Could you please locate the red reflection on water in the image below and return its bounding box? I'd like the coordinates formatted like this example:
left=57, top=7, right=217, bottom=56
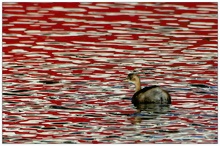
left=3, top=2, right=217, bottom=144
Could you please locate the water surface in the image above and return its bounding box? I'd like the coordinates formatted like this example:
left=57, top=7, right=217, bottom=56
left=2, top=2, right=217, bottom=144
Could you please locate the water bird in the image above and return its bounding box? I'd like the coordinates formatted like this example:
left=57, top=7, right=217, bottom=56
left=125, top=73, right=171, bottom=105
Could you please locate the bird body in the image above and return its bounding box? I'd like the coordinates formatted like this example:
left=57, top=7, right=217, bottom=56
left=125, top=73, right=171, bottom=105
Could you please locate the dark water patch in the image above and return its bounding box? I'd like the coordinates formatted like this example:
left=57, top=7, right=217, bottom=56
left=190, top=123, right=204, bottom=127
left=49, top=105, right=82, bottom=110
left=42, top=90, right=60, bottom=92
left=143, top=135, right=152, bottom=138
left=70, top=67, right=84, bottom=70
left=82, top=138, right=95, bottom=140
left=39, top=80, right=60, bottom=84
left=121, top=97, right=131, bottom=100
left=11, top=65, right=25, bottom=68
left=142, top=67, right=155, bottom=70
left=13, top=73, right=25, bottom=76
left=49, top=105, right=70, bottom=110
left=6, top=116, right=21, bottom=119
left=3, top=93, right=17, bottom=96
left=3, top=137, right=10, bottom=140
left=130, top=27, right=147, bottom=31
left=206, top=98, right=217, bottom=101
left=8, top=119, right=20, bottom=122
left=48, top=96, right=59, bottom=99
left=153, top=111, right=171, bottom=114
left=40, top=140, right=57, bottom=143
left=75, top=55, right=90, bottom=58
left=41, top=127, right=57, bottom=130
left=78, top=122, right=90, bottom=125
left=70, top=124, right=84, bottom=128
left=13, top=138, right=30, bottom=141
left=160, top=26, right=180, bottom=30
left=141, top=116, right=158, bottom=120
left=10, top=90, right=29, bottom=92
left=43, top=117, right=60, bottom=120
left=191, top=84, right=209, bottom=88
left=5, top=101, right=19, bottom=104
left=134, top=133, right=142, bottom=136
left=71, top=132, right=83, bottom=134
left=105, top=135, right=120, bottom=139
left=3, top=92, right=30, bottom=96
left=109, top=112, right=129, bottom=116
left=63, top=141, right=77, bottom=144
left=71, top=81, right=87, bottom=84
left=66, top=87, right=77, bottom=90
left=158, top=130, right=179, bottom=133
left=83, top=114, right=105, bottom=117
left=30, top=126, right=42, bottom=128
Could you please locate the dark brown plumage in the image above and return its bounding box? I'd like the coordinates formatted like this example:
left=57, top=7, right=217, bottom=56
left=125, top=73, right=171, bottom=105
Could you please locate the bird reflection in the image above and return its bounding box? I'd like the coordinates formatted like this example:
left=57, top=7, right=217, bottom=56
left=129, top=104, right=171, bottom=125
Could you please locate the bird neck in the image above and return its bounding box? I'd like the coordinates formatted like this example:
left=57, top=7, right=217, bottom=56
left=134, top=79, right=141, bottom=92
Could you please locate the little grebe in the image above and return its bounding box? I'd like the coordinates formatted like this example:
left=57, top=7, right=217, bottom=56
left=125, top=73, right=171, bottom=105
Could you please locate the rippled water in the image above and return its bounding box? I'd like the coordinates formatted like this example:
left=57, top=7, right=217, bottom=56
left=2, top=2, right=217, bottom=144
